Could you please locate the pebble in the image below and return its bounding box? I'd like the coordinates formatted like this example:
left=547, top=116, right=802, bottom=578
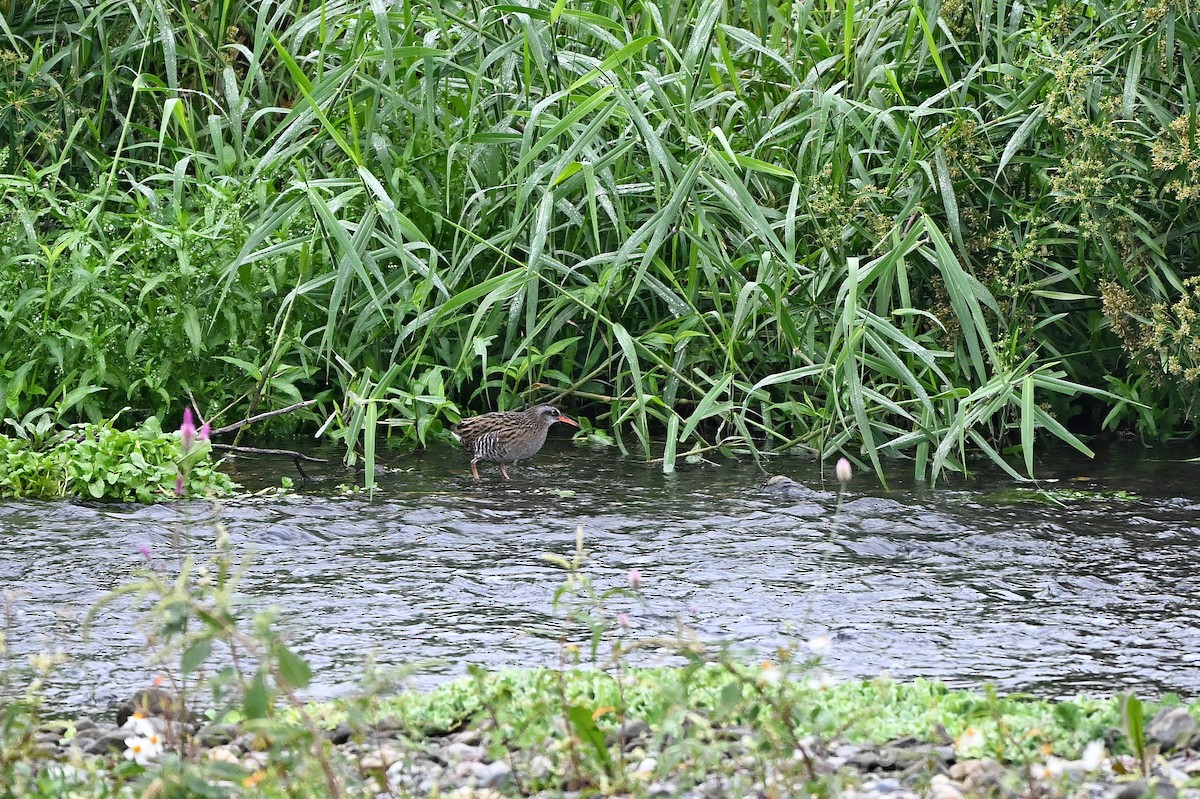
left=479, top=760, right=512, bottom=788
left=445, top=741, right=485, bottom=762
left=1148, top=708, right=1197, bottom=751
left=928, top=774, right=966, bottom=799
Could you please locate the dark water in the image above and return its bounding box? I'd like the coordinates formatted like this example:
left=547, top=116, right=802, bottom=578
left=2, top=438, right=1199, bottom=714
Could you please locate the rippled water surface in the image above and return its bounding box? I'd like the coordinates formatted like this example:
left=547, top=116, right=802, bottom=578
left=3, top=439, right=1199, bottom=713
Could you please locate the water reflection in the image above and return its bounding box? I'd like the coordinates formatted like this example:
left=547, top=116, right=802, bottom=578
left=1, top=440, right=1199, bottom=713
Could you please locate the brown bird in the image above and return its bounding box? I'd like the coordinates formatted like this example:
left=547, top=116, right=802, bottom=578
left=451, top=405, right=580, bottom=480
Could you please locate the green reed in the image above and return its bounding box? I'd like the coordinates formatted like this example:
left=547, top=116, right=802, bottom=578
left=1, top=0, right=1197, bottom=482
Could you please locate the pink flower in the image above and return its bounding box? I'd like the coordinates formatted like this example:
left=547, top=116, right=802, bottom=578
left=617, top=613, right=630, bottom=628
left=175, top=474, right=185, bottom=496
left=138, top=545, right=152, bottom=560
left=180, top=408, right=197, bottom=454
left=628, top=568, right=642, bottom=591
left=199, top=422, right=211, bottom=442
left=835, top=457, right=853, bottom=485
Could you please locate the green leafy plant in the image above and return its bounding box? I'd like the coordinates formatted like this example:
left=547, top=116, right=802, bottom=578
left=0, top=416, right=234, bottom=501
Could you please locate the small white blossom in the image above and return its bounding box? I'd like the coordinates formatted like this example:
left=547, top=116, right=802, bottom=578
left=807, top=634, right=833, bottom=655
left=954, top=726, right=985, bottom=756
left=1080, top=740, right=1106, bottom=772
left=123, top=735, right=163, bottom=766
left=121, top=713, right=156, bottom=738
left=758, top=662, right=782, bottom=685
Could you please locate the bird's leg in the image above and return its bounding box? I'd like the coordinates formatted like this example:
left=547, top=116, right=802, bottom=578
left=471, top=459, right=482, bottom=481
left=500, top=463, right=511, bottom=480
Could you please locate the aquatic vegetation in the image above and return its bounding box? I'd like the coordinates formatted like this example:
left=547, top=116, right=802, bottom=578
left=0, top=416, right=234, bottom=501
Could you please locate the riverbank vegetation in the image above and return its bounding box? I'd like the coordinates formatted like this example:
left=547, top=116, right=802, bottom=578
left=2, top=0, right=1198, bottom=481
left=9, top=666, right=1196, bottom=799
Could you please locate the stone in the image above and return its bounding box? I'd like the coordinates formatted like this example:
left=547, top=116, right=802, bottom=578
left=606, top=719, right=652, bottom=750
left=929, top=774, right=966, bottom=799
left=73, top=717, right=96, bottom=733
left=528, top=754, right=553, bottom=779
left=85, top=728, right=130, bottom=755
left=197, top=723, right=238, bottom=747
left=1147, top=708, right=1197, bottom=752
left=1111, top=780, right=1150, bottom=799
left=324, top=721, right=354, bottom=745
left=1108, top=779, right=1176, bottom=799
left=647, top=780, right=677, bottom=798
left=764, top=475, right=819, bottom=498
left=453, top=760, right=487, bottom=781
left=864, top=778, right=903, bottom=794
left=479, top=760, right=512, bottom=788
left=949, top=757, right=1004, bottom=791
left=452, top=728, right=484, bottom=746
left=445, top=742, right=485, bottom=762
left=359, top=752, right=387, bottom=771
left=71, top=737, right=96, bottom=755
left=206, top=746, right=240, bottom=764
left=241, top=751, right=270, bottom=770
left=32, top=741, right=59, bottom=758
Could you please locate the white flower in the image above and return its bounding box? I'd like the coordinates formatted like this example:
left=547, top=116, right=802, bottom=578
left=807, top=634, right=833, bottom=655
left=1080, top=740, right=1106, bottom=772
left=954, top=726, right=985, bottom=756
left=121, top=713, right=156, bottom=738
left=124, top=735, right=163, bottom=766
left=758, top=662, right=782, bottom=685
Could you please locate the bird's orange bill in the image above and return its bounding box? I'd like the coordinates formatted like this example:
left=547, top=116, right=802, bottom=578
left=558, top=414, right=580, bottom=427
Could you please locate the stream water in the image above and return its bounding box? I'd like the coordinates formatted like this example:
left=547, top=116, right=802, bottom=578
left=2, top=438, right=1198, bottom=714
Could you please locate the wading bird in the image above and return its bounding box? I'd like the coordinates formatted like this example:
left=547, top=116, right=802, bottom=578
left=451, top=405, right=579, bottom=480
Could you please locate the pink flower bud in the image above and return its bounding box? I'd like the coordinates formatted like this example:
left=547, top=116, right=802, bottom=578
left=835, top=457, right=853, bottom=485
left=628, top=568, right=642, bottom=591
left=199, top=422, right=211, bottom=442
left=175, top=474, right=185, bottom=496
left=180, top=408, right=196, bottom=454
left=617, top=613, right=630, bottom=628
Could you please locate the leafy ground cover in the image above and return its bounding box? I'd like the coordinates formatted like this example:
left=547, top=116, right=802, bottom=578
left=1, top=0, right=1197, bottom=483
left=0, top=415, right=234, bottom=501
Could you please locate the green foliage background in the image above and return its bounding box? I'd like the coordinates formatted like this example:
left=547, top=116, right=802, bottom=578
left=0, top=0, right=1197, bottom=479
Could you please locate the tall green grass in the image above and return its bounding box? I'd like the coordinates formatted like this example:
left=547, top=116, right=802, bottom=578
left=1, top=0, right=1196, bottom=482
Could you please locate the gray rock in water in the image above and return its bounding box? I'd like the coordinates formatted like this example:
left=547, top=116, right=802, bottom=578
left=1146, top=707, right=1197, bottom=752
left=764, top=475, right=819, bottom=498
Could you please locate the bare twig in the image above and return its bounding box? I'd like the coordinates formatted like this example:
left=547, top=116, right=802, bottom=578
left=212, top=400, right=321, bottom=436
left=210, top=444, right=327, bottom=463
